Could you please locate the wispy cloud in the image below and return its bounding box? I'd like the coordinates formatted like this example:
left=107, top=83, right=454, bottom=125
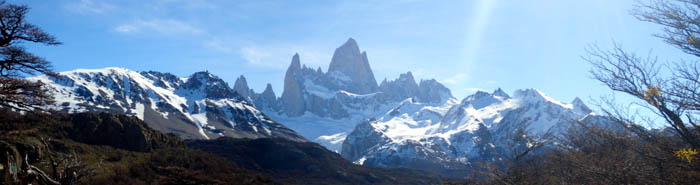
left=441, top=73, right=468, bottom=85
left=204, top=39, right=234, bottom=53
left=114, top=19, right=203, bottom=35
left=240, top=47, right=272, bottom=67
left=238, top=45, right=331, bottom=70
left=65, top=0, right=115, bottom=14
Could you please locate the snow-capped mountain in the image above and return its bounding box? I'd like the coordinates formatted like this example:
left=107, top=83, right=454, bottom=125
left=28, top=68, right=305, bottom=141
left=340, top=88, right=601, bottom=173
left=26, top=37, right=609, bottom=176
left=237, top=38, right=455, bottom=152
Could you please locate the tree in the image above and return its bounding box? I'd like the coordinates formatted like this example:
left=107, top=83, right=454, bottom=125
left=448, top=1, right=700, bottom=184
left=0, top=0, right=60, bottom=111
left=585, top=0, right=700, bottom=149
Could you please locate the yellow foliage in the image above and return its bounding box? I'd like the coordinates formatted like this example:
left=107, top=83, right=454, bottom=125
left=675, top=148, right=698, bottom=163
left=688, top=35, right=697, bottom=45
left=643, top=85, right=662, bottom=106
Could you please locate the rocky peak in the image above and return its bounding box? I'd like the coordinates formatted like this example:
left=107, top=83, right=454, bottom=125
left=262, top=83, right=276, bottom=99
left=290, top=53, right=302, bottom=72
left=397, top=72, right=417, bottom=84
left=513, top=88, right=547, bottom=102
left=253, top=83, right=281, bottom=112
left=513, top=88, right=570, bottom=109
left=183, top=71, right=235, bottom=99
left=233, top=75, right=251, bottom=98
left=416, top=79, right=453, bottom=103
left=281, top=54, right=307, bottom=116
left=471, top=91, right=491, bottom=99
left=571, top=97, right=593, bottom=114
left=325, top=38, right=378, bottom=94
left=378, top=71, right=420, bottom=101
left=492, top=88, right=510, bottom=99
left=461, top=90, right=502, bottom=109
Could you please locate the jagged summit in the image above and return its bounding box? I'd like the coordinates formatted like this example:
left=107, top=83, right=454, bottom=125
left=326, top=38, right=378, bottom=94
left=378, top=71, right=420, bottom=102
left=492, top=88, right=510, bottom=98
left=28, top=67, right=306, bottom=141
left=233, top=75, right=251, bottom=98
left=417, top=79, right=453, bottom=103
left=263, top=83, right=275, bottom=97
left=290, top=53, right=301, bottom=71
left=513, top=88, right=559, bottom=104
left=460, top=90, right=504, bottom=109
left=572, top=97, right=593, bottom=114
left=281, top=54, right=306, bottom=117
left=182, top=71, right=237, bottom=99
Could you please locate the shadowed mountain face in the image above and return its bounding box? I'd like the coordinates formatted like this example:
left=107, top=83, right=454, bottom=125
left=0, top=110, right=279, bottom=185
left=28, top=68, right=305, bottom=142
left=2, top=110, right=444, bottom=184
left=187, top=137, right=444, bottom=185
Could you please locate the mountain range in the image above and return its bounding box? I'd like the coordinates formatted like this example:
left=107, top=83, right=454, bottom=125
left=28, top=38, right=605, bottom=175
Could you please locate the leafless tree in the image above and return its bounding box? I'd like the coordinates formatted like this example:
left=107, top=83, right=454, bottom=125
left=0, top=0, right=60, bottom=111
left=585, top=0, right=700, bottom=149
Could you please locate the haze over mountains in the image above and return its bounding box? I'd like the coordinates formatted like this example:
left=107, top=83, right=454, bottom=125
left=29, top=38, right=603, bottom=175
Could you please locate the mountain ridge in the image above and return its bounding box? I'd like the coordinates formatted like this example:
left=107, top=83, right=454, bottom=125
left=28, top=67, right=306, bottom=142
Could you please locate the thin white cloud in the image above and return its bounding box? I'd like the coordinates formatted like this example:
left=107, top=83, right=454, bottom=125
left=442, top=73, right=468, bottom=85
left=65, top=0, right=115, bottom=14
left=238, top=45, right=331, bottom=70
left=240, top=47, right=272, bottom=67
left=114, top=19, right=203, bottom=35
left=205, top=39, right=234, bottom=53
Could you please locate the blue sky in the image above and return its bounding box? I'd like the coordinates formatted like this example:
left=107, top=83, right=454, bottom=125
left=16, top=0, right=694, bottom=111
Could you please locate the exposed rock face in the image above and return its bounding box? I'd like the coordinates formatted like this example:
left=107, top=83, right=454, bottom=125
left=417, top=79, right=453, bottom=103
left=378, top=72, right=420, bottom=102
left=324, top=38, right=378, bottom=94
left=183, top=71, right=236, bottom=99
left=29, top=68, right=306, bottom=142
left=253, top=83, right=279, bottom=111
left=340, top=120, right=391, bottom=162
left=281, top=54, right=306, bottom=117
left=233, top=75, right=252, bottom=100
left=492, top=88, right=510, bottom=99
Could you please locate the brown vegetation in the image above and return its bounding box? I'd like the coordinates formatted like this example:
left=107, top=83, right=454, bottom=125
left=0, top=109, right=278, bottom=185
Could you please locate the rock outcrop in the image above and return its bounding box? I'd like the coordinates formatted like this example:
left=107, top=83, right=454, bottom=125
left=65, top=112, right=183, bottom=152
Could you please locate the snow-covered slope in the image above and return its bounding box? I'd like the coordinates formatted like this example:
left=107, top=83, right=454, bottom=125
left=28, top=68, right=305, bottom=141
left=341, top=88, right=601, bottom=173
